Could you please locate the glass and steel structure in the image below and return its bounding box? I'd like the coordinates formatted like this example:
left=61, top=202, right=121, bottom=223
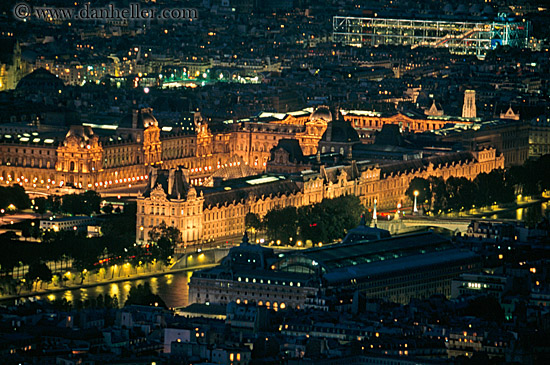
left=333, top=16, right=530, bottom=56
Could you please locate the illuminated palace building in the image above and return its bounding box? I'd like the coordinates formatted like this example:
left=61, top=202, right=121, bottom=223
left=0, top=108, right=232, bottom=190
left=135, top=108, right=503, bottom=245
left=0, top=106, right=504, bottom=244
left=0, top=105, right=478, bottom=191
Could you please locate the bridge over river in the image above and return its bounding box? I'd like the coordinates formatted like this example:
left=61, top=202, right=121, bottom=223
left=375, top=216, right=474, bottom=235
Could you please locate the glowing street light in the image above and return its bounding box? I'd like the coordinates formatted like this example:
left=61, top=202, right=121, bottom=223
left=413, top=190, right=419, bottom=213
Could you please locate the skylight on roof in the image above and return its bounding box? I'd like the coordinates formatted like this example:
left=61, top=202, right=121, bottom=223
left=245, top=176, right=280, bottom=185
left=82, top=123, right=117, bottom=130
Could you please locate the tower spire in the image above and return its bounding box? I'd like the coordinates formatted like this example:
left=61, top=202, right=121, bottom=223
left=462, top=90, right=477, bottom=119
left=241, top=231, right=250, bottom=246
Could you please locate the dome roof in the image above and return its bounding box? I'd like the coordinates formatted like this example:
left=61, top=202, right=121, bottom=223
left=141, top=111, right=158, bottom=128
left=321, top=118, right=360, bottom=143
left=119, top=108, right=160, bottom=129
left=16, top=68, right=64, bottom=91
left=309, top=106, right=332, bottom=122
left=66, top=125, right=94, bottom=140
left=64, top=125, right=98, bottom=147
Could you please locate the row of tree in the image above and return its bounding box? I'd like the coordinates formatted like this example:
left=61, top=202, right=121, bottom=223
left=0, top=185, right=30, bottom=211
left=0, top=193, right=184, bottom=296
left=245, top=195, right=365, bottom=245
left=33, top=190, right=102, bottom=217
left=405, top=169, right=515, bottom=213
left=507, top=154, right=550, bottom=196
left=2, top=188, right=126, bottom=217
left=405, top=155, right=550, bottom=214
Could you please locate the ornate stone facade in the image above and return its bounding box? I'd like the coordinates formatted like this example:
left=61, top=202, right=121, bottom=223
left=0, top=108, right=229, bottom=189
left=342, top=110, right=473, bottom=134
left=136, top=148, right=504, bottom=245
left=137, top=167, right=203, bottom=243
left=0, top=106, right=499, bottom=194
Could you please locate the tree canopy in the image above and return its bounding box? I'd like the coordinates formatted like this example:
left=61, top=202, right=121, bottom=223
left=263, top=195, right=364, bottom=245
left=61, top=190, right=101, bottom=215
left=245, top=212, right=262, bottom=231
left=125, top=282, right=166, bottom=308
left=148, top=221, right=182, bottom=265
left=0, top=185, right=31, bottom=211
left=407, top=168, right=517, bottom=214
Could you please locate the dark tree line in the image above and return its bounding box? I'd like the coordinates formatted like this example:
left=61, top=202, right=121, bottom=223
left=507, top=154, right=550, bottom=196
left=0, top=185, right=30, bottom=211
left=406, top=170, right=515, bottom=213
left=33, top=190, right=102, bottom=216
left=405, top=155, right=550, bottom=214
left=0, top=202, right=139, bottom=294
left=125, top=282, right=167, bottom=308
left=246, top=195, right=365, bottom=245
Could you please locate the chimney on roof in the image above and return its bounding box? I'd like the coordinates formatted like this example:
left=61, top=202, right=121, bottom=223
left=168, top=169, right=175, bottom=196
left=132, top=109, right=139, bottom=129
left=150, top=167, right=158, bottom=188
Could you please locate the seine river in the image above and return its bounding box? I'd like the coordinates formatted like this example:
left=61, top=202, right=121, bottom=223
left=29, top=271, right=193, bottom=309
left=16, top=201, right=550, bottom=309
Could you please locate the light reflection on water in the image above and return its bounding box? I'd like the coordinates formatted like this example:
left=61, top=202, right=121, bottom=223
left=34, top=272, right=190, bottom=308
left=516, top=207, right=523, bottom=221
left=491, top=202, right=549, bottom=223
left=14, top=203, right=550, bottom=307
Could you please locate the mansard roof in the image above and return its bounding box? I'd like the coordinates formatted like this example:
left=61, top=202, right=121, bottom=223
left=320, top=163, right=361, bottom=183
left=309, top=106, right=332, bottom=122
left=379, top=151, right=476, bottom=177
left=270, top=138, right=307, bottom=163
left=321, top=117, right=360, bottom=144
left=201, top=175, right=301, bottom=208
left=141, top=167, right=190, bottom=200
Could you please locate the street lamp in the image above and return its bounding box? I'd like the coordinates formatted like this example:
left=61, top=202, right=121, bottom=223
left=413, top=190, right=419, bottom=213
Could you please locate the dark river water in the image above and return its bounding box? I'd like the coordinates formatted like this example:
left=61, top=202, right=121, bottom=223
left=29, top=271, right=193, bottom=309
left=485, top=200, right=548, bottom=222
left=14, top=202, right=550, bottom=309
